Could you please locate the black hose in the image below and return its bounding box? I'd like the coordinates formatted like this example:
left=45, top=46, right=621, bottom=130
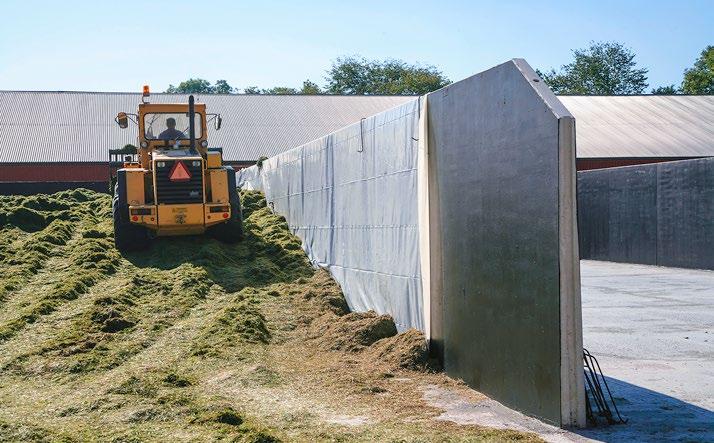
left=189, top=95, right=196, bottom=153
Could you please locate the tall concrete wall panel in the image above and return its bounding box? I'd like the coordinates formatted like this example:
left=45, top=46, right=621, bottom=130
left=238, top=59, right=584, bottom=427
left=425, top=60, right=583, bottom=426
left=578, top=158, right=714, bottom=270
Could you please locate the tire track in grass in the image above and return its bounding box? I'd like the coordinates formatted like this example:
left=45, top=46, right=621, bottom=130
left=34, top=263, right=213, bottom=374
left=0, top=271, right=134, bottom=374
left=0, top=228, right=121, bottom=342
left=0, top=220, right=74, bottom=306
left=0, top=190, right=111, bottom=307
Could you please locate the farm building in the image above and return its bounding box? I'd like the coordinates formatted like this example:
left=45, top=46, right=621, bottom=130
left=0, top=91, right=712, bottom=193
left=564, top=95, right=714, bottom=170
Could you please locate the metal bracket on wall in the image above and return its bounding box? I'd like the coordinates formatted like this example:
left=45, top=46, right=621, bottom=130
left=412, top=97, right=421, bottom=142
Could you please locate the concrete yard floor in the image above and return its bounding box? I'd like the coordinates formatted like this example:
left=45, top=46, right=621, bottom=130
left=430, top=260, right=714, bottom=443
left=577, top=260, right=714, bottom=442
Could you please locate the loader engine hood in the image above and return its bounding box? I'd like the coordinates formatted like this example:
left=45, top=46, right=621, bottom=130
left=153, top=149, right=202, bottom=160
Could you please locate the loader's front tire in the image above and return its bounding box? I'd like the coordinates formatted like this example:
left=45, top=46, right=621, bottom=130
left=112, top=180, right=149, bottom=252
left=209, top=168, right=244, bottom=243
left=210, top=194, right=244, bottom=243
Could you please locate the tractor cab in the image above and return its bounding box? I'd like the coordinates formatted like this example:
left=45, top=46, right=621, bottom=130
left=110, top=86, right=241, bottom=251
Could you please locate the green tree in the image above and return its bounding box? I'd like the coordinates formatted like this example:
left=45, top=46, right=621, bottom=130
left=213, top=79, right=235, bottom=94
left=243, top=86, right=261, bottom=94
left=325, top=56, right=450, bottom=95
left=539, top=42, right=649, bottom=94
left=262, top=86, right=298, bottom=94
left=165, top=78, right=236, bottom=94
left=682, top=46, right=714, bottom=94
left=241, top=85, right=301, bottom=94
left=166, top=78, right=212, bottom=93
left=651, top=84, right=679, bottom=94
left=300, top=80, right=322, bottom=94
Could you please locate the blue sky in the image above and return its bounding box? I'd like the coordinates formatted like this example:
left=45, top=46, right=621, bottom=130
left=0, top=0, right=711, bottom=92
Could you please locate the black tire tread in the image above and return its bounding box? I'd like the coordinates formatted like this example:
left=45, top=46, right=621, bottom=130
left=112, top=181, right=149, bottom=252
left=209, top=171, right=244, bottom=243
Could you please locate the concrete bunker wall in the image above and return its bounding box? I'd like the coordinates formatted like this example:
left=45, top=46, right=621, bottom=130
left=237, top=59, right=584, bottom=427
left=424, top=59, right=583, bottom=426
left=578, top=157, right=714, bottom=270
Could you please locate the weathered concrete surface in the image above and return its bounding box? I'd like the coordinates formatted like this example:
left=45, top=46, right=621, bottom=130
left=422, top=384, right=590, bottom=443
left=579, top=260, right=714, bottom=441
left=426, top=58, right=583, bottom=426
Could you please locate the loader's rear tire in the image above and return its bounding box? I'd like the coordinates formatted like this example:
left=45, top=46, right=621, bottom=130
left=210, top=168, right=244, bottom=243
left=113, top=178, right=149, bottom=252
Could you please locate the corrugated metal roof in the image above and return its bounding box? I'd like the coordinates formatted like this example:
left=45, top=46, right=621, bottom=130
left=0, top=91, right=415, bottom=163
left=559, top=95, right=714, bottom=158
left=0, top=92, right=712, bottom=163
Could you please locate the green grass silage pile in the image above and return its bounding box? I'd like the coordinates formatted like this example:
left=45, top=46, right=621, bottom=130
left=0, top=189, right=316, bottom=441
left=0, top=188, right=439, bottom=443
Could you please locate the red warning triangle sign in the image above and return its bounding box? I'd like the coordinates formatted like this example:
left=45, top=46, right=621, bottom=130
left=169, top=161, right=192, bottom=182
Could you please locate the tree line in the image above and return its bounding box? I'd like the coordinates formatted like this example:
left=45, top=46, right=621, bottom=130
left=165, top=56, right=450, bottom=96
left=166, top=43, right=713, bottom=96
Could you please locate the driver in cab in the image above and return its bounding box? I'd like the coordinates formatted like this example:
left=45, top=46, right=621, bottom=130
left=158, top=118, right=184, bottom=140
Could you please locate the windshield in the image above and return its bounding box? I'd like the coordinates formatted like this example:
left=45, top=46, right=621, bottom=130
left=143, top=113, right=202, bottom=140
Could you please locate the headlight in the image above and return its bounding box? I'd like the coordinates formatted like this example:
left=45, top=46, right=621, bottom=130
left=200, top=140, right=208, bottom=148
left=192, top=160, right=201, bottom=167
left=156, top=161, right=166, bottom=168
left=140, top=141, right=148, bottom=148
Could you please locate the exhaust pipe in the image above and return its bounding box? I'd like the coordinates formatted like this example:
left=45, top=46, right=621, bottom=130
left=188, top=95, right=196, bottom=153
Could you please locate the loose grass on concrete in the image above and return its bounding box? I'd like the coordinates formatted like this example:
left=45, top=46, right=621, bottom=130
left=0, top=189, right=542, bottom=442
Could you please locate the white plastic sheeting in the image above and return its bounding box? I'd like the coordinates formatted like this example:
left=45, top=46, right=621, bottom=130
left=238, top=99, right=424, bottom=331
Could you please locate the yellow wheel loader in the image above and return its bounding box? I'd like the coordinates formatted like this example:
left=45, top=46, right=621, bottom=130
left=111, top=86, right=243, bottom=251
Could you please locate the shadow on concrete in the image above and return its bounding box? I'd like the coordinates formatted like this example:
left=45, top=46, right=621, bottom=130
left=573, top=376, right=713, bottom=442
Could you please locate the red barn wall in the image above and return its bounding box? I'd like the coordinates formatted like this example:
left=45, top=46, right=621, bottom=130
left=0, top=163, right=108, bottom=182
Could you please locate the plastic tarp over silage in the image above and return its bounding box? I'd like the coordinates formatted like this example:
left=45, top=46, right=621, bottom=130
left=238, top=98, right=423, bottom=331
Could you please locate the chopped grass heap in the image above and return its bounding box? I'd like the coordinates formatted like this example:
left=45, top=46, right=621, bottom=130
left=308, top=311, right=398, bottom=352
left=0, top=188, right=541, bottom=442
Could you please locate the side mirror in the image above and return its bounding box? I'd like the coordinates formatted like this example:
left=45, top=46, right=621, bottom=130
left=116, top=112, right=128, bottom=129
left=215, top=116, right=222, bottom=130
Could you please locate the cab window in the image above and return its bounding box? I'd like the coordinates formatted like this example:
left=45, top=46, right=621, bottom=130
left=144, top=113, right=202, bottom=140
